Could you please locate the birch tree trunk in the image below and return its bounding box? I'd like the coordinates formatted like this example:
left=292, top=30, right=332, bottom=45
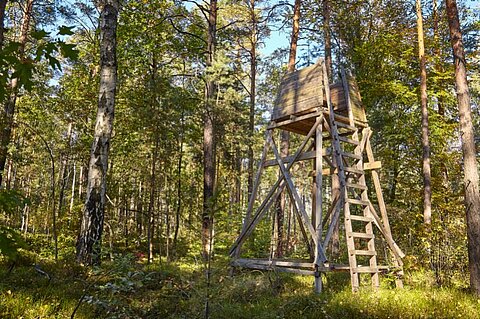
left=202, top=0, right=217, bottom=260
left=416, top=0, right=432, bottom=225
left=76, top=0, right=119, bottom=265
left=445, top=0, right=480, bottom=295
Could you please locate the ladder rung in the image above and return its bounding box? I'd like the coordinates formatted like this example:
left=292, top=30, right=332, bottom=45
left=348, top=232, right=374, bottom=239
left=335, top=121, right=357, bottom=131
left=344, top=167, right=364, bottom=175
left=348, top=215, right=373, bottom=222
left=346, top=183, right=367, bottom=190
left=346, top=198, right=370, bottom=206
left=350, top=250, right=377, bottom=256
left=338, top=136, right=359, bottom=145
left=341, top=152, right=362, bottom=160
left=353, top=266, right=379, bottom=273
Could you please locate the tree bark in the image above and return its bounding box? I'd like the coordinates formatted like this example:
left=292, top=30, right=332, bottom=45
left=0, top=0, right=7, bottom=49
left=0, top=0, right=33, bottom=186
left=58, top=122, right=73, bottom=219
left=416, top=0, right=432, bottom=225
left=76, top=0, right=118, bottom=265
left=246, top=0, right=257, bottom=226
left=323, top=0, right=332, bottom=79
left=147, top=137, right=158, bottom=263
left=202, top=0, right=217, bottom=260
left=273, top=0, right=300, bottom=259
left=446, top=0, right=480, bottom=295
left=173, top=126, right=183, bottom=253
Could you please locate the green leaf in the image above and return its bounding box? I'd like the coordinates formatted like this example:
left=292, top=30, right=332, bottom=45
left=31, top=30, right=49, bottom=40
left=58, top=25, right=75, bottom=36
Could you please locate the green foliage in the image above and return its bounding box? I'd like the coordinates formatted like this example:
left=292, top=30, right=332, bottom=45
left=0, top=226, right=27, bottom=262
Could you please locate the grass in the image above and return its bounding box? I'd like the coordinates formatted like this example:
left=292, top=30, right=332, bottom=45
left=1, top=254, right=479, bottom=319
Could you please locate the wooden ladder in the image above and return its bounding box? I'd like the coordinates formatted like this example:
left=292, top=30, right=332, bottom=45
left=325, top=69, right=380, bottom=291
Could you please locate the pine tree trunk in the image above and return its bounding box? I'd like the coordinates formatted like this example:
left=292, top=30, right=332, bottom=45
left=202, top=0, right=217, bottom=260
left=445, top=0, right=480, bottom=295
left=416, top=0, right=432, bottom=225
left=76, top=0, right=118, bottom=265
left=273, top=0, right=300, bottom=258
left=246, top=0, right=257, bottom=226
left=0, top=0, right=33, bottom=186
left=323, top=0, right=332, bottom=78
left=173, top=128, right=183, bottom=253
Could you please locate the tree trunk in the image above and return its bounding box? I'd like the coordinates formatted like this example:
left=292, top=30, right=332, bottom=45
left=445, top=0, right=480, bottom=295
left=147, top=137, right=158, bottom=263
left=416, top=0, right=432, bottom=225
left=202, top=0, right=217, bottom=260
left=272, top=0, right=301, bottom=259
left=0, top=0, right=7, bottom=49
left=246, top=0, right=257, bottom=226
left=69, top=162, right=76, bottom=214
left=323, top=0, right=332, bottom=79
left=76, top=0, right=118, bottom=265
left=0, top=0, right=33, bottom=186
left=173, top=126, right=183, bottom=253
left=58, top=122, right=73, bottom=219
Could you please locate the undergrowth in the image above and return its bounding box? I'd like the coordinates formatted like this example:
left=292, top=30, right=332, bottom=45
left=1, top=252, right=480, bottom=319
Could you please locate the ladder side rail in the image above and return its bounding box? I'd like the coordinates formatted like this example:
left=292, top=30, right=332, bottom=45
left=355, top=130, right=380, bottom=288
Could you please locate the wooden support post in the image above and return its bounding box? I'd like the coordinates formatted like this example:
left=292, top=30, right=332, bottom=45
left=314, top=116, right=324, bottom=293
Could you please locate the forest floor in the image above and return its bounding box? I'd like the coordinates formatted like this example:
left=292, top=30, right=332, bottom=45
left=1, top=248, right=480, bottom=319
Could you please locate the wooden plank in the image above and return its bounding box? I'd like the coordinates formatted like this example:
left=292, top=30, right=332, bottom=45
left=272, top=62, right=324, bottom=121
left=235, top=258, right=314, bottom=269
left=346, top=182, right=368, bottom=190
left=364, top=161, right=382, bottom=170
left=269, top=110, right=320, bottom=128
left=263, top=149, right=331, bottom=167
left=323, top=110, right=368, bottom=128
left=344, top=167, right=364, bottom=175
left=338, top=136, right=359, bottom=145
left=353, top=267, right=379, bottom=273
left=315, top=120, right=324, bottom=267
left=348, top=232, right=374, bottom=239
left=276, top=88, right=322, bottom=106
left=233, top=262, right=317, bottom=276
left=342, top=151, right=362, bottom=160
left=281, top=62, right=323, bottom=84
left=349, top=215, right=373, bottom=222
left=351, top=250, right=376, bottom=256
left=346, top=198, right=370, bottom=206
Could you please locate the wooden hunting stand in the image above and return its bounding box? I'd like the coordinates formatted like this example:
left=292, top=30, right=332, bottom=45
left=229, top=59, right=405, bottom=293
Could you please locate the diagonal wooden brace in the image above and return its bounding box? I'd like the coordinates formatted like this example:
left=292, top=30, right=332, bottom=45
left=230, top=117, right=323, bottom=257
left=271, top=131, right=328, bottom=263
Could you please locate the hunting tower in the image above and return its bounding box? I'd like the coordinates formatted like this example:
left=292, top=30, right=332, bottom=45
left=229, top=59, right=404, bottom=293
